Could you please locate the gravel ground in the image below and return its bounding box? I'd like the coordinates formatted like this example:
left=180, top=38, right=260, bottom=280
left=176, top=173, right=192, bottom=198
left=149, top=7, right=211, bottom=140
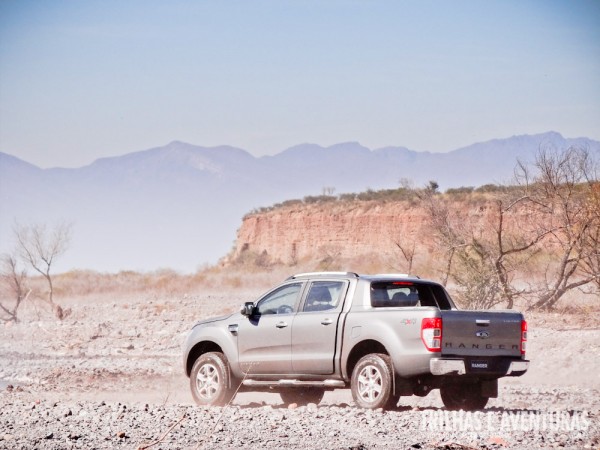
left=1, top=291, right=599, bottom=449
left=1, top=393, right=598, bottom=449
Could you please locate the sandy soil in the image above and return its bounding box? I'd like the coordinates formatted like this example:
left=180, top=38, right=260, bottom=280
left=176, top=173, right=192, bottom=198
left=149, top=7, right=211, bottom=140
left=0, top=289, right=598, bottom=449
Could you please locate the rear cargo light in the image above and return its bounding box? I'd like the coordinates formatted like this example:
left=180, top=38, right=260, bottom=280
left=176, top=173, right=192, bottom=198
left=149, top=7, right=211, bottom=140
left=521, top=320, right=527, bottom=356
left=421, top=317, right=442, bottom=352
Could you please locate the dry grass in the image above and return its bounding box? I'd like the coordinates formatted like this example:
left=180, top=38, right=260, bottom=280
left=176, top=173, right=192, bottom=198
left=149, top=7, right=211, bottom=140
left=51, top=263, right=595, bottom=313
left=3, top=249, right=598, bottom=322
left=41, top=266, right=297, bottom=302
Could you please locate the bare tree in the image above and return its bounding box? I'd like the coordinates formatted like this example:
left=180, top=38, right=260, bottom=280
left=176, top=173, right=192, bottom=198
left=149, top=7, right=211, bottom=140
left=322, top=186, right=336, bottom=196
left=421, top=185, right=549, bottom=309
left=485, top=196, right=554, bottom=308
left=419, top=187, right=465, bottom=287
left=399, top=178, right=414, bottom=190
left=450, top=241, right=502, bottom=309
left=516, top=146, right=600, bottom=310
left=420, top=148, right=599, bottom=310
left=0, top=253, right=31, bottom=322
left=579, top=177, right=600, bottom=291
left=581, top=221, right=600, bottom=292
left=13, top=222, right=72, bottom=319
left=394, top=238, right=416, bottom=275
left=423, top=199, right=517, bottom=309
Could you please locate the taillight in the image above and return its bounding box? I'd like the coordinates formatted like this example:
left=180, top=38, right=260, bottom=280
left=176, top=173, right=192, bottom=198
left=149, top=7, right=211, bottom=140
left=521, top=320, right=527, bottom=356
left=421, top=317, right=442, bottom=352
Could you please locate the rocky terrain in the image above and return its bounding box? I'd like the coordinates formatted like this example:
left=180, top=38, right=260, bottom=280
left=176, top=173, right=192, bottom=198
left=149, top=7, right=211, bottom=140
left=0, top=285, right=599, bottom=449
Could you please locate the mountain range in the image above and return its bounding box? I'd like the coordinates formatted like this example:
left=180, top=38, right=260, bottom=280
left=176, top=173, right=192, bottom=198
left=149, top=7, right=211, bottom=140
left=1, top=131, right=598, bottom=273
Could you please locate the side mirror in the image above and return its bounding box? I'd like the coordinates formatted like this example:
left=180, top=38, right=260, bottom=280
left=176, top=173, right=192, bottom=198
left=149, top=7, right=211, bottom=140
left=240, top=302, right=255, bottom=317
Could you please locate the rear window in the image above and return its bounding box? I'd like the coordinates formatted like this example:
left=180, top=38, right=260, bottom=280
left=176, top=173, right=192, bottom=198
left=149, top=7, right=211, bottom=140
left=370, top=281, right=452, bottom=310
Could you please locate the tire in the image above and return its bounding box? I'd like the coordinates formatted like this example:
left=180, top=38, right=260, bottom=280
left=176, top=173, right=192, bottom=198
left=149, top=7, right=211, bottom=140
left=440, top=383, right=489, bottom=411
left=279, top=388, right=325, bottom=406
left=351, top=353, right=395, bottom=410
left=190, top=352, right=236, bottom=406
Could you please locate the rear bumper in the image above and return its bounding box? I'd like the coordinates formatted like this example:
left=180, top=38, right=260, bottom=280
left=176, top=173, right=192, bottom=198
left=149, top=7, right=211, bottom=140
left=430, top=358, right=466, bottom=375
left=430, top=358, right=529, bottom=376
left=506, top=360, right=529, bottom=376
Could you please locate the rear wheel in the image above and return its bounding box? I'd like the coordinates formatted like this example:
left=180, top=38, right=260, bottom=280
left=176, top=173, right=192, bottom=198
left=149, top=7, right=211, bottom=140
left=351, top=353, right=395, bottom=409
left=440, top=383, right=489, bottom=411
left=279, top=388, right=325, bottom=406
left=190, top=352, right=236, bottom=406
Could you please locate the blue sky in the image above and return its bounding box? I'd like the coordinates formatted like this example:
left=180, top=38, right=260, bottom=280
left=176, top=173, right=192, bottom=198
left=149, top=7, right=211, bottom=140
left=1, top=0, right=599, bottom=168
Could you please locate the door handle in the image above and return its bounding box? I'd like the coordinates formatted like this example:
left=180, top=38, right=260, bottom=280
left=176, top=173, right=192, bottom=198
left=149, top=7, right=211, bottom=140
left=321, top=318, right=333, bottom=325
left=276, top=321, right=288, bottom=328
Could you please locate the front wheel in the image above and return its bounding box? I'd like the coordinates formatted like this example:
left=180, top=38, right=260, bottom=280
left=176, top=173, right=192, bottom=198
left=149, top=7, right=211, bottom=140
left=190, top=352, right=236, bottom=406
left=279, top=388, right=325, bottom=406
left=351, top=353, right=396, bottom=409
left=440, top=383, right=489, bottom=411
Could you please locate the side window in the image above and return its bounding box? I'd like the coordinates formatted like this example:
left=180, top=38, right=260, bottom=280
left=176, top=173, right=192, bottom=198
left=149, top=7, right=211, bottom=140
left=303, top=281, right=345, bottom=312
left=256, top=283, right=302, bottom=315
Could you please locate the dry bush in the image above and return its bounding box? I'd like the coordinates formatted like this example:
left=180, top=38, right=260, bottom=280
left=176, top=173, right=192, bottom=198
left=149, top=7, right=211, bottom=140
left=0, top=254, right=29, bottom=322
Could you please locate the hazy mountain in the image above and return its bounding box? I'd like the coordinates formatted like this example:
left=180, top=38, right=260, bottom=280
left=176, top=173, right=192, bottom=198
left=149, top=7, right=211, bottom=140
left=1, top=132, right=598, bottom=273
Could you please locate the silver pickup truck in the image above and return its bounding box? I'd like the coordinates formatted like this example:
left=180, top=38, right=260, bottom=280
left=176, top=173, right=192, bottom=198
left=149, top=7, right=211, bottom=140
left=183, top=272, right=529, bottom=410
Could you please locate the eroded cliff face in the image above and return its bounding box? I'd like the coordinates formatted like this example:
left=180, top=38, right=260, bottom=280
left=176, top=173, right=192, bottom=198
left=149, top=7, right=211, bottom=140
left=226, top=196, right=538, bottom=273
left=233, top=202, right=429, bottom=265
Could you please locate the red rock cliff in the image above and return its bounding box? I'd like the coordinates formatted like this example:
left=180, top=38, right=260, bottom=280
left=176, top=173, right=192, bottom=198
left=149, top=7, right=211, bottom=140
left=229, top=201, right=436, bottom=267
left=226, top=196, right=541, bottom=273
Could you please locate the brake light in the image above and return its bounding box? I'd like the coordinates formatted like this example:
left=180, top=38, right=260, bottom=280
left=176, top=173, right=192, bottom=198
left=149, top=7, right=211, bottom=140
left=521, top=320, right=527, bottom=356
left=421, top=317, right=442, bottom=352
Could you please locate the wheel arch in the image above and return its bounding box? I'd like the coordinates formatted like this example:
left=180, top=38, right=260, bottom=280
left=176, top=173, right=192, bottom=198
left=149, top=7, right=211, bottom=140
left=345, top=339, right=390, bottom=379
left=185, top=340, right=224, bottom=376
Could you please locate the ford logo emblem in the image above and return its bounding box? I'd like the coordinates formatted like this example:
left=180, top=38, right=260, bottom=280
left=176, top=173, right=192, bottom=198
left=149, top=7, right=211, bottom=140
left=476, top=331, right=490, bottom=339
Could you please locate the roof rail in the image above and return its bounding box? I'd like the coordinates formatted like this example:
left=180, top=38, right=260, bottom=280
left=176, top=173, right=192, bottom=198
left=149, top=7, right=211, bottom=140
left=287, top=271, right=359, bottom=280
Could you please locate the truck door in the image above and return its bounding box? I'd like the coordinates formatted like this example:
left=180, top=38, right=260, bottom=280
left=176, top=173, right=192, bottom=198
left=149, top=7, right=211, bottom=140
left=291, top=280, right=348, bottom=374
left=237, top=282, right=304, bottom=375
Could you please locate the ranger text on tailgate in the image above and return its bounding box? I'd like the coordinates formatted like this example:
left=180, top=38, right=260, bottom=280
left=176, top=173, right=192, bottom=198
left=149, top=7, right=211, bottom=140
left=183, top=272, right=529, bottom=410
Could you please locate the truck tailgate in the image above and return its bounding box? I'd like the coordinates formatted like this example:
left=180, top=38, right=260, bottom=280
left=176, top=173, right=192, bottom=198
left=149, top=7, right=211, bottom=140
left=441, top=310, right=523, bottom=358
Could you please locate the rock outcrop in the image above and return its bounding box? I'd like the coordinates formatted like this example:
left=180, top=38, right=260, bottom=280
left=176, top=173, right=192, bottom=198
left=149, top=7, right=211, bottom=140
left=226, top=194, right=547, bottom=275
left=229, top=200, right=435, bottom=269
